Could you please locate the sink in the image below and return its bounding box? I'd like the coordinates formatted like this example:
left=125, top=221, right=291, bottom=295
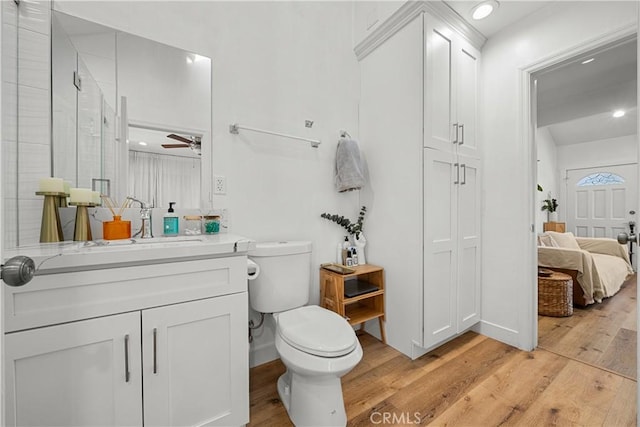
left=132, top=236, right=205, bottom=245
left=65, top=236, right=206, bottom=252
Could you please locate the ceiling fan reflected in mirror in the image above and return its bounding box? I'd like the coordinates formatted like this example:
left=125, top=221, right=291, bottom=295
left=161, top=133, right=202, bottom=155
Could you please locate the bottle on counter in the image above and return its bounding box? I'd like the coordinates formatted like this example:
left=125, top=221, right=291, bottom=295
left=345, top=249, right=353, bottom=267
left=341, top=236, right=350, bottom=265
left=163, top=202, right=179, bottom=235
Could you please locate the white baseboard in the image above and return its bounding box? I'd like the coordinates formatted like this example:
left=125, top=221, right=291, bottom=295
left=473, top=320, right=520, bottom=348
left=249, top=342, right=278, bottom=368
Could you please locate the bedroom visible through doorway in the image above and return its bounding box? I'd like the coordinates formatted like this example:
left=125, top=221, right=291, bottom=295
left=533, top=35, right=637, bottom=373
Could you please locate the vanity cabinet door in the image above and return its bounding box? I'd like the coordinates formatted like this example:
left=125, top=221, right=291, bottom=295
left=142, top=293, right=249, bottom=427
left=4, top=312, right=143, bottom=427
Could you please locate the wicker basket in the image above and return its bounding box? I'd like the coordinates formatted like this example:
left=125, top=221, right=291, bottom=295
left=538, top=271, right=573, bottom=317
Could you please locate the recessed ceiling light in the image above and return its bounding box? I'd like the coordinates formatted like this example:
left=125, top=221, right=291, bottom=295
left=138, top=141, right=148, bottom=146
left=613, top=110, right=625, bottom=118
left=471, top=0, right=499, bottom=20
left=581, top=58, right=595, bottom=64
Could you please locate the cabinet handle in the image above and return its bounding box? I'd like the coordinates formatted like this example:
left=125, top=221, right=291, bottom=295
left=124, top=334, right=130, bottom=383
left=452, top=123, right=459, bottom=144
left=461, top=164, right=466, bottom=185
left=454, top=163, right=459, bottom=184
left=459, top=124, right=465, bottom=145
left=153, top=328, right=158, bottom=374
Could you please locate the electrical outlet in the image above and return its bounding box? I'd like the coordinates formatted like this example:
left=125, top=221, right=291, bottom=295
left=214, top=175, right=226, bottom=194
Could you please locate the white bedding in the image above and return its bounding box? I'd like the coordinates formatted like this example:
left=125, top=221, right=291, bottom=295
left=538, top=235, right=633, bottom=305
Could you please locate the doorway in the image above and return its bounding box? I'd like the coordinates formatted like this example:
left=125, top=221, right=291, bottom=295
left=533, top=36, right=637, bottom=378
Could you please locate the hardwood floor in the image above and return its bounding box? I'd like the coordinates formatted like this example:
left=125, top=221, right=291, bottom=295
left=538, top=274, right=637, bottom=380
left=249, top=329, right=636, bottom=425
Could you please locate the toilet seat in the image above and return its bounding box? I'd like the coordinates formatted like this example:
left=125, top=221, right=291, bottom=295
left=277, top=305, right=357, bottom=357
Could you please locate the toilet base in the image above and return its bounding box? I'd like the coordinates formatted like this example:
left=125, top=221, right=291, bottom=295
left=277, top=369, right=347, bottom=427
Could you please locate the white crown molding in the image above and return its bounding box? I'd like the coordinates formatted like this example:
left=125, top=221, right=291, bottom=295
left=354, top=1, right=487, bottom=62
left=425, top=2, right=486, bottom=49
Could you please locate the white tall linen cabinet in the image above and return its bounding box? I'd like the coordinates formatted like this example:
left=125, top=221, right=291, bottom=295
left=358, top=2, right=483, bottom=357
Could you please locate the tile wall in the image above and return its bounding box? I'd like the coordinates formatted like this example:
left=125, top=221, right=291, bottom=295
left=3, top=0, right=51, bottom=247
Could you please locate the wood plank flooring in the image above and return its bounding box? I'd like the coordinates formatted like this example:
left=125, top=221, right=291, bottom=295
left=249, top=329, right=636, bottom=426
left=538, top=274, right=637, bottom=380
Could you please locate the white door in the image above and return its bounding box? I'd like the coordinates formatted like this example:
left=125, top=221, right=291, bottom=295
left=457, top=155, right=481, bottom=331
left=454, top=41, right=480, bottom=159
left=4, top=312, right=143, bottom=426
left=424, top=15, right=453, bottom=153
left=142, top=293, right=249, bottom=427
left=423, top=148, right=458, bottom=348
left=566, top=164, right=638, bottom=240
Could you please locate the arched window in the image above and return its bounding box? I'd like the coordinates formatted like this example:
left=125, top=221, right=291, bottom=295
left=576, top=172, right=625, bottom=186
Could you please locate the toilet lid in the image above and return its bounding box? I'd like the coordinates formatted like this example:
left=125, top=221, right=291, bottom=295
left=277, top=306, right=357, bottom=357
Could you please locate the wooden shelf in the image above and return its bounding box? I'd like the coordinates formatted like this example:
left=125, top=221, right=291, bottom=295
left=344, top=289, right=384, bottom=305
left=543, top=222, right=565, bottom=232
left=346, top=303, right=384, bottom=324
left=320, top=264, right=386, bottom=344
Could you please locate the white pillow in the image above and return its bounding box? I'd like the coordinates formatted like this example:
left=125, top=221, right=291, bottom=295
left=547, top=231, right=581, bottom=250
left=538, top=234, right=556, bottom=247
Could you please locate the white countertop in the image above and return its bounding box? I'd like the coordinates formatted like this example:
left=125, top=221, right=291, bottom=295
left=4, top=234, right=255, bottom=274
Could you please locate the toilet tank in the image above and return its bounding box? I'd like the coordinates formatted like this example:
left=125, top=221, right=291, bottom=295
left=248, top=241, right=312, bottom=313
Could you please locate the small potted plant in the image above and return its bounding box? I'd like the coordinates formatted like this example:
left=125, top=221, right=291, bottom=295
left=320, top=206, right=368, bottom=264
left=320, top=206, right=366, bottom=238
left=541, top=195, right=558, bottom=222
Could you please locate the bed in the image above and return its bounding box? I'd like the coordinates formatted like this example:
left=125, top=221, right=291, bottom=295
left=538, top=231, right=633, bottom=306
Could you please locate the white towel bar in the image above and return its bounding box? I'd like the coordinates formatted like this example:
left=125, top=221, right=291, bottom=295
left=229, top=123, right=321, bottom=148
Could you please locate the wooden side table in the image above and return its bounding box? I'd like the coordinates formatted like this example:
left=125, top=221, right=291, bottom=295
left=319, top=264, right=386, bottom=344
left=543, top=222, right=566, bottom=232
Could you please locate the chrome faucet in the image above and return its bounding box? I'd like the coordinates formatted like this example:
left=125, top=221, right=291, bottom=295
left=128, top=197, right=154, bottom=239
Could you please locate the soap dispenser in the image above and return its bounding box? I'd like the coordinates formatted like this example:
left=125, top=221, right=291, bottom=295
left=163, top=202, right=179, bottom=235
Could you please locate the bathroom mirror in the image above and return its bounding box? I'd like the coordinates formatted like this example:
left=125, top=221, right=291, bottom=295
left=51, top=10, right=211, bottom=208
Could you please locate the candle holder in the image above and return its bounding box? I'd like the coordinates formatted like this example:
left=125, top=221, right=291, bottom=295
left=58, top=193, right=69, bottom=208
left=69, top=202, right=95, bottom=241
left=103, top=215, right=131, bottom=240
left=36, top=191, right=65, bottom=243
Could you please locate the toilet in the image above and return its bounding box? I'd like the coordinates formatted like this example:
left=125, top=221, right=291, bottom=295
left=248, top=241, right=362, bottom=427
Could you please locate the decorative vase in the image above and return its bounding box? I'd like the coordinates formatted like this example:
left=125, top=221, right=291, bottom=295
left=549, top=211, right=558, bottom=222
left=355, top=232, right=367, bottom=265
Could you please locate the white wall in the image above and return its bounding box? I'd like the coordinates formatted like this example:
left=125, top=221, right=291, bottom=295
left=352, top=1, right=404, bottom=47
left=556, top=134, right=638, bottom=223
left=557, top=134, right=637, bottom=172
left=536, top=127, right=559, bottom=230
left=54, top=1, right=361, bottom=366
left=480, top=1, right=637, bottom=349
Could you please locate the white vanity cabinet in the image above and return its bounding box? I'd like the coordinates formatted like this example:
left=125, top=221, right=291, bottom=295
left=4, top=250, right=250, bottom=427
left=5, top=312, right=144, bottom=426
left=142, top=294, right=248, bottom=427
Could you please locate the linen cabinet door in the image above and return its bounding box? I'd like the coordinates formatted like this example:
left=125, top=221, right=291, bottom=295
left=423, top=148, right=458, bottom=348
left=454, top=39, right=480, bottom=159
left=142, top=293, right=249, bottom=427
left=5, top=312, right=142, bottom=427
left=424, top=15, right=454, bottom=153
left=456, top=155, right=481, bottom=330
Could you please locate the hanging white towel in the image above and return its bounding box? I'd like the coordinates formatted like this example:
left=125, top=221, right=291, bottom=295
left=334, top=137, right=366, bottom=192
